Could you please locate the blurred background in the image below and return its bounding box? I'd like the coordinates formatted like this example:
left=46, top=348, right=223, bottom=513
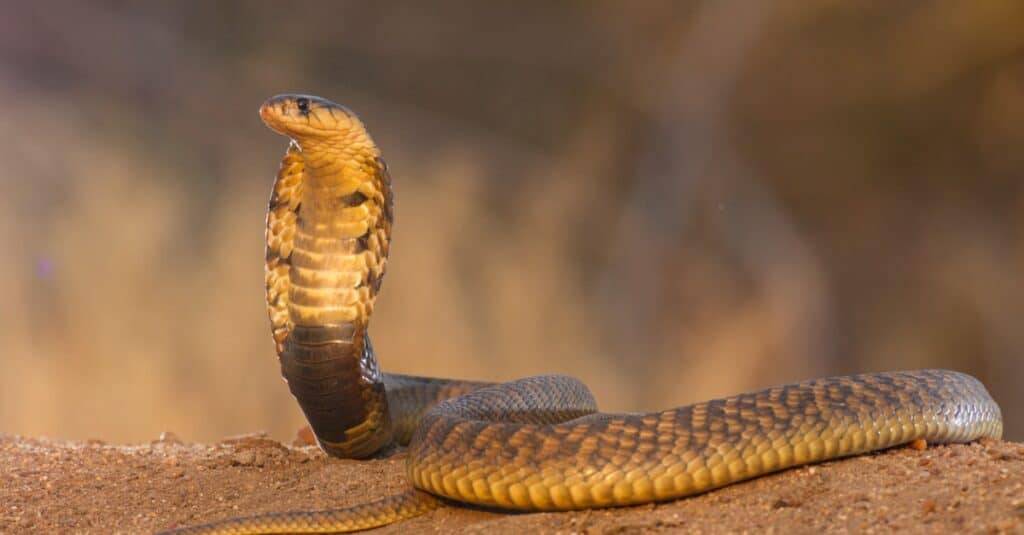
left=1, top=1, right=1022, bottom=443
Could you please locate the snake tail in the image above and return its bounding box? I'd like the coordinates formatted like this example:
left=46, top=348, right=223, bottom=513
left=163, top=490, right=440, bottom=534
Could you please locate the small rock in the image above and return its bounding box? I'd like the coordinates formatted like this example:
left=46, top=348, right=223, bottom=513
left=294, top=426, right=317, bottom=446
left=232, top=450, right=256, bottom=466
left=156, top=431, right=183, bottom=444
left=771, top=497, right=800, bottom=509
left=252, top=450, right=267, bottom=467
left=220, top=431, right=270, bottom=444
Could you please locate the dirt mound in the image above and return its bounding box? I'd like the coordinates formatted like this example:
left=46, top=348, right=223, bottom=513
left=2, top=434, right=1022, bottom=534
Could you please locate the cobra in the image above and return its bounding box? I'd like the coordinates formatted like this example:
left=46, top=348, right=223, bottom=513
left=164, top=94, right=1003, bottom=534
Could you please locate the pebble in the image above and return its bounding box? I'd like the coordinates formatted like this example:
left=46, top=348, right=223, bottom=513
left=156, top=431, right=183, bottom=445
left=232, top=450, right=256, bottom=466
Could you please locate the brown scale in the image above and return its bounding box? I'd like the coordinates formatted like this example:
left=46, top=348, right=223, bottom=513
left=162, top=95, right=1004, bottom=535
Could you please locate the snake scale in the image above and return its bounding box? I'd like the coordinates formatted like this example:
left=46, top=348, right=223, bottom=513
left=163, top=94, right=1003, bottom=534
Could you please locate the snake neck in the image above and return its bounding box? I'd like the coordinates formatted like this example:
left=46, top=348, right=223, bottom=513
left=267, top=124, right=395, bottom=458
left=288, top=137, right=392, bottom=328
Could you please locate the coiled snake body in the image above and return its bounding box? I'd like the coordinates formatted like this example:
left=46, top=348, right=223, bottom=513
left=167, top=94, right=1003, bottom=534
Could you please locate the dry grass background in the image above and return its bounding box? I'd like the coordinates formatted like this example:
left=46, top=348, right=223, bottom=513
left=0, top=1, right=1022, bottom=443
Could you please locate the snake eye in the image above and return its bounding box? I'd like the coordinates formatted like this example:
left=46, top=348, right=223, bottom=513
left=296, top=97, right=310, bottom=114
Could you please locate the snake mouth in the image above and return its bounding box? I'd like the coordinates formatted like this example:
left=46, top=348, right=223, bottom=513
left=259, top=93, right=356, bottom=140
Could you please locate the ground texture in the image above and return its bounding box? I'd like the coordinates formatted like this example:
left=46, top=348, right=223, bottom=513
left=2, top=434, right=1023, bottom=534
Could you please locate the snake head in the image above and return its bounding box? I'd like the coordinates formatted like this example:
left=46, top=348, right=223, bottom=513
left=259, top=94, right=360, bottom=141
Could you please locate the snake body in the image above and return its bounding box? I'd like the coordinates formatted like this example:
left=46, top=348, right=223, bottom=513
left=165, top=94, right=1003, bottom=534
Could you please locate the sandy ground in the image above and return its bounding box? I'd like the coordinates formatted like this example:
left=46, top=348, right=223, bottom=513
left=2, top=433, right=1022, bottom=535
